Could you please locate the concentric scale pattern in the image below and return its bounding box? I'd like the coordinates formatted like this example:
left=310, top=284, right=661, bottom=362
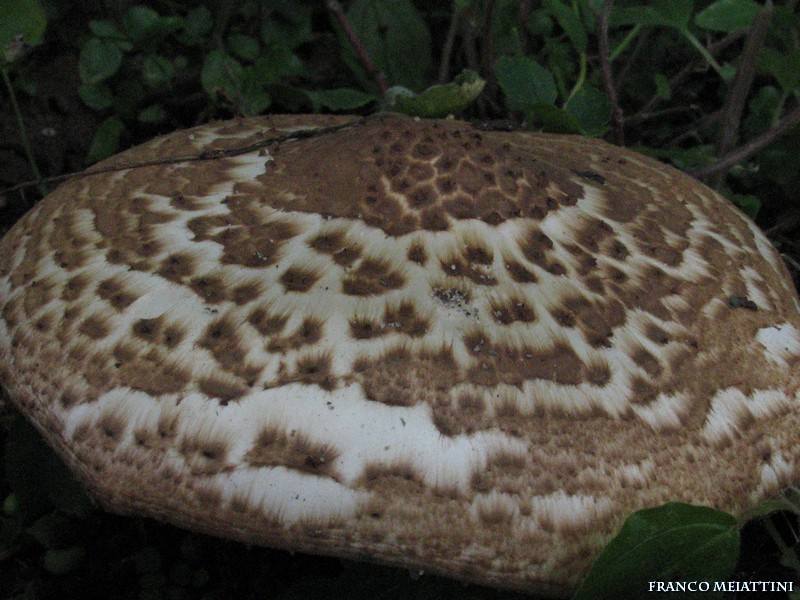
left=1, top=114, right=799, bottom=596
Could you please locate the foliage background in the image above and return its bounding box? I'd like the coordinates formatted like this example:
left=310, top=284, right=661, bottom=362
left=1, top=0, right=799, bottom=598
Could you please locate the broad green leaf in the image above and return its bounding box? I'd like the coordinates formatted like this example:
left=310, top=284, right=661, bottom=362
left=0, top=0, right=46, bottom=62
left=387, top=70, right=485, bottom=117
left=122, top=5, right=159, bottom=41
left=201, top=49, right=244, bottom=98
left=495, top=55, right=557, bottom=109
left=306, top=87, right=377, bottom=111
left=527, top=103, right=581, bottom=133
left=346, top=0, right=431, bottom=92
left=564, top=85, right=611, bottom=135
left=228, top=33, right=260, bottom=61
left=179, top=6, right=212, bottom=46
left=86, top=116, right=125, bottom=164
left=575, top=503, right=739, bottom=600
left=78, top=37, right=123, bottom=84
left=757, top=48, right=800, bottom=93
left=544, top=0, right=587, bottom=53
left=695, top=0, right=760, bottom=32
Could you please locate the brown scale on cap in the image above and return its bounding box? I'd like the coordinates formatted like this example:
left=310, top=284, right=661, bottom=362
left=1, top=113, right=800, bottom=597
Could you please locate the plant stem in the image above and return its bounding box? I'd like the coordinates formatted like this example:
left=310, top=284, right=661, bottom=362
left=2, top=66, right=47, bottom=197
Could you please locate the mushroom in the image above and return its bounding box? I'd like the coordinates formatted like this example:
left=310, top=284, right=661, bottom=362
left=1, top=113, right=799, bottom=596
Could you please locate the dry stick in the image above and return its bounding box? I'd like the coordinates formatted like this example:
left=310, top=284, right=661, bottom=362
left=597, top=0, right=624, bottom=145
left=2, top=118, right=366, bottom=197
left=690, top=103, right=800, bottom=179
left=710, top=0, right=774, bottom=189
left=325, top=0, right=388, bottom=96
left=438, top=4, right=462, bottom=83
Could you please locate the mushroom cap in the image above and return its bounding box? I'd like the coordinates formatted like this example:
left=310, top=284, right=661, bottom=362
left=1, top=113, right=799, bottom=596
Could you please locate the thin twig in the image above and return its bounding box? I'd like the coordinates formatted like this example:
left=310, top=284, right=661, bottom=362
left=597, top=0, right=624, bottom=145
left=690, top=103, right=800, bottom=179
left=633, top=30, right=745, bottom=122
left=438, top=4, right=463, bottom=83
left=2, top=118, right=366, bottom=197
left=711, top=0, right=774, bottom=189
left=325, top=0, right=388, bottom=96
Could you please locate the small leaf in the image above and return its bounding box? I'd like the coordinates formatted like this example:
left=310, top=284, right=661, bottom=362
left=79, top=37, right=123, bottom=84
left=86, top=116, right=125, bottom=164
left=88, top=19, right=124, bottom=39
left=495, top=55, right=557, bottom=110
left=575, top=503, right=740, bottom=600
left=695, top=0, right=761, bottom=32
left=138, top=103, right=167, bottom=123
left=564, top=85, right=611, bottom=135
left=727, top=193, right=760, bottom=219
left=544, top=0, right=587, bottom=53
left=122, top=5, right=160, bottom=42
left=228, top=33, right=260, bottom=61
left=345, top=0, right=431, bottom=91
left=179, top=6, right=212, bottom=46
left=141, top=54, right=174, bottom=88
left=78, top=83, right=114, bottom=110
left=306, top=87, right=377, bottom=111
left=201, top=49, right=243, bottom=99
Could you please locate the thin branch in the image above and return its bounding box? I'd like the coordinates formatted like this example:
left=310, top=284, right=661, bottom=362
left=597, top=0, right=624, bottom=145
left=690, top=103, right=800, bottom=179
left=438, top=5, right=463, bottom=83
left=633, top=30, right=746, bottom=122
left=711, top=0, right=774, bottom=188
left=2, top=118, right=366, bottom=198
left=325, top=0, right=388, bottom=96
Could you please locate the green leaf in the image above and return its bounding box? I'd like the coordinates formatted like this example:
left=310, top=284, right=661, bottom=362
left=0, top=0, right=46, bottom=63
left=386, top=69, right=485, bottom=117
left=695, top=0, right=760, bottom=32
left=88, top=19, right=124, bottom=39
left=757, top=48, right=800, bottom=93
left=544, top=0, right=587, bottom=53
left=179, top=6, right=212, bottom=46
left=228, top=33, right=260, bottom=61
left=122, top=5, right=160, bottom=42
left=201, top=49, right=244, bottom=99
left=306, top=87, right=377, bottom=111
left=79, top=37, right=123, bottom=84
left=612, top=0, right=694, bottom=28
left=346, top=0, right=431, bottom=92
left=564, top=85, right=611, bottom=135
left=78, top=83, right=114, bottom=110
left=727, top=192, right=760, bottom=219
left=138, top=103, right=167, bottom=123
left=575, top=503, right=739, bottom=600
left=495, top=55, right=557, bottom=110
left=528, top=103, right=581, bottom=133
left=141, top=54, right=174, bottom=88
left=86, top=116, right=125, bottom=164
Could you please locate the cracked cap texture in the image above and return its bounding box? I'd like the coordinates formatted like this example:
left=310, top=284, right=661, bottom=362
left=1, top=113, right=800, bottom=596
